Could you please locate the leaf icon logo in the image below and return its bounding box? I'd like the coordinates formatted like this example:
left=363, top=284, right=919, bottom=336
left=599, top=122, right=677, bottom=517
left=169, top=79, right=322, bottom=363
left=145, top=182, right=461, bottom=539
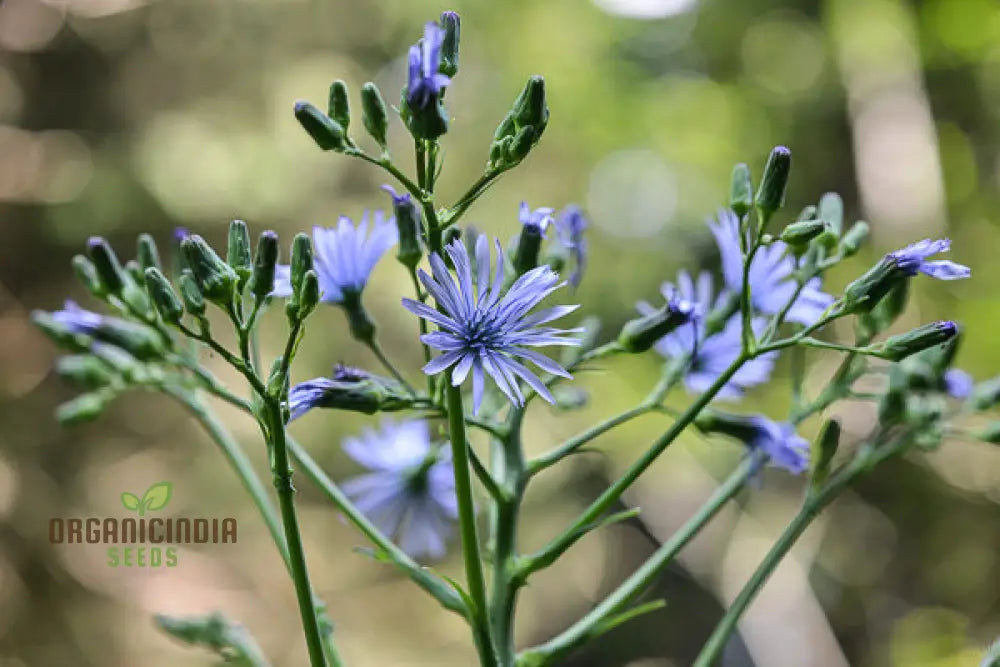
left=120, top=482, right=173, bottom=516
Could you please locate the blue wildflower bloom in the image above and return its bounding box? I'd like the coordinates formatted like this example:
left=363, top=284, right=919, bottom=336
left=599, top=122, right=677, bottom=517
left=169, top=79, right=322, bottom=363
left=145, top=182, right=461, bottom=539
left=889, top=238, right=971, bottom=280
left=273, top=213, right=398, bottom=304
left=340, top=419, right=457, bottom=559
left=744, top=415, right=810, bottom=475
left=406, top=22, right=451, bottom=112
left=402, top=236, right=581, bottom=412
left=553, top=205, right=588, bottom=287
left=639, top=271, right=776, bottom=400
left=51, top=300, right=104, bottom=334
left=709, top=209, right=834, bottom=325
left=519, top=201, right=555, bottom=233
left=944, top=368, right=973, bottom=399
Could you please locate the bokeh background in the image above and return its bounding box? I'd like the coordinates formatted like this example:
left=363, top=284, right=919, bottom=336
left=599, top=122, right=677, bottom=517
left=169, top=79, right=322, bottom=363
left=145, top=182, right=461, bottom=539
left=2, top=0, right=1000, bottom=665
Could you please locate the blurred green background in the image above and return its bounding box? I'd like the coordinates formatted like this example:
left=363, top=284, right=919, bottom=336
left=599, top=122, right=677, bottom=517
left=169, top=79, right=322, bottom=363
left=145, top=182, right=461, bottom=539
left=2, top=0, right=1000, bottom=665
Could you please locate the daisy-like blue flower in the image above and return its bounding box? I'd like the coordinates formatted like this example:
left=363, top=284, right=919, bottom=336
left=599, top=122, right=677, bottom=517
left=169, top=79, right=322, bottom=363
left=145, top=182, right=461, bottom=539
left=639, top=271, right=776, bottom=400
left=273, top=213, right=397, bottom=304
left=944, top=368, right=973, bottom=399
left=709, top=209, right=834, bottom=325
left=553, top=205, right=588, bottom=287
left=743, top=415, right=810, bottom=475
left=888, top=238, right=971, bottom=280
left=406, top=22, right=451, bottom=112
left=340, top=419, right=457, bottom=559
left=402, top=236, right=581, bottom=412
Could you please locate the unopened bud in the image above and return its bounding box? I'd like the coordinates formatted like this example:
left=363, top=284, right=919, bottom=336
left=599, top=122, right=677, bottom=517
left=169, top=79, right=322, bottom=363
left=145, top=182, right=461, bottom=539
left=57, top=392, right=110, bottom=426
left=877, top=321, right=958, bottom=362
left=817, top=192, right=844, bottom=236
left=360, top=82, right=389, bottom=148
left=729, top=163, right=753, bottom=217
left=384, top=186, right=422, bottom=268
left=250, top=231, right=279, bottom=301
left=181, top=235, right=237, bottom=304
left=439, top=11, right=460, bottom=77
left=87, top=237, right=126, bottom=294
left=513, top=75, right=549, bottom=133
left=618, top=300, right=696, bottom=353
left=57, top=355, right=116, bottom=389
left=297, top=270, right=321, bottom=320
left=144, top=267, right=184, bottom=324
left=780, top=219, right=827, bottom=248
left=294, top=100, right=347, bottom=151
left=972, top=376, right=1000, bottom=411
left=288, top=366, right=413, bottom=419
left=72, top=255, right=104, bottom=297
left=513, top=224, right=544, bottom=277
left=327, top=79, right=350, bottom=131
left=755, top=146, right=791, bottom=225
left=137, top=233, right=162, bottom=272
left=227, top=220, right=253, bottom=284
left=839, top=221, right=869, bottom=258
left=178, top=271, right=206, bottom=316
left=290, top=233, right=314, bottom=297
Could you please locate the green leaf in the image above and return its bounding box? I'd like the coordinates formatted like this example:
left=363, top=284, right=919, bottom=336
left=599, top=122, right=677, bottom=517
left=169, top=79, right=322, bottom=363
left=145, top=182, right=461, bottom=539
left=120, top=492, right=140, bottom=512
left=141, top=481, right=173, bottom=513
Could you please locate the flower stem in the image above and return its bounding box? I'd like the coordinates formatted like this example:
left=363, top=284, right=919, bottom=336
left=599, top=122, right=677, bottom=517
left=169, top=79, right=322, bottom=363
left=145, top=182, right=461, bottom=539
left=365, top=339, right=415, bottom=394
left=445, top=383, right=498, bottom=666
left=519, top=454, right=758, bottom=666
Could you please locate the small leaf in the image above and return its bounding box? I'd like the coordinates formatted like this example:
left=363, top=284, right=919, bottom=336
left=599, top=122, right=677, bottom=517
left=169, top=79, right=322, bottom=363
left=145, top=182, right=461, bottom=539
left=121, top=492, right=140, bottom=512
left=142, top=481, right=173, bottom=512
left=591, top=599, right=666, bottom=638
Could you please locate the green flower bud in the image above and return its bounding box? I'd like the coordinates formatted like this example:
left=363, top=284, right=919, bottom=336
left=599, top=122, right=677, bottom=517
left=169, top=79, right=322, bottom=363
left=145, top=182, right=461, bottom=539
left=513, top=75, right=549, bottom=134
left=227, top=220, right=253, bottom=284
left=297, top=270, right=321, bottom=320
left=124, top=260, right=144, bottom=285
left=512, top=224, right=544, bottom=277
left=817, top=192, right=844, bottom=236
left=32, top=311, right=88, bottom=352
left=797, top=205, right=817, bottom=221
left=618, top=301, right=695, bottom=353
left=137, top=233, right=162, bottom=272
left=250, top=231, right=279, bottom=302
left=843, top=255, right=905, bottom=313
left=57, top=391, right=111, bottom=426
left=92, top=318, right=164, bottom=360
left=327, top=79, right=350, bottom=131
left=493, top=112, right=516, bottom=142
left=294, top=100, right=347, bottom=151
left=87, top=237, right=126, bottom=294
left=360, top=82, right=389, bottom=148
left=779, top=219, right=827, bottom=248
left=290, top=233, right=314, bottom=297
left=72, top=255, right=104, bottom=298
left=292, top=365, right=414, bottom=416
left=972, top=376, right=1000, bottom=411
left=839, top=221, right=870, bottom=258
left=755, top=146, right=791, bottom=225
left=178, top=271, right=206, bottom=316
left=385, top=187, right=422, bottom=268
left=877, top=321, right=958, bottom=362
left=90, top=342, right=140, bottom=379
left=810, top=419, right=840, bottom=488
left=439, top=11, right=460, bottom=77
left=144, top=267, right=184, bottom=324
left=400, top=87, right=449, bottom=141
left=729, top=163, right=753, bottom=218
left=506, top=125, right=536, bottom=163
left=181, top=234, right=237, bottom=304
left=57, top=354, right=116, bottom=389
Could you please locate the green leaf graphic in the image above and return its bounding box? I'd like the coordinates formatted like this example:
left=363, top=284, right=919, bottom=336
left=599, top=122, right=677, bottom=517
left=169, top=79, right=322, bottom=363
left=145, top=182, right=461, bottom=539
left=121, top=492, right=140, bottom=512
left=141, top=481, right=173, bottom=515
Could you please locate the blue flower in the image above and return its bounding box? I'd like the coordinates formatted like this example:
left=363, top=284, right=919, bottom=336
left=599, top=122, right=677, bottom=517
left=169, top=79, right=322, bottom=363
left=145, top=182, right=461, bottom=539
left=889, top=238, right=971, bottom=280
left=273, top=213, right=398, bottom=304
left=743, top=415, right=810, bottom=475
left=340, top=419, right=457, bottom=559
left=639, top=270, right=775, bottom=400
left=709, top=209, right=834, bottom=325
left=51, top=300, right=104, bottom=334
left=406, top=22, right=451, bottom=112
left=519, top=201, right=555, bottom=233
left=553, top=205, right=588, bottom=287
left=944, top=368, right=973, bottom=399
left=402, top=236, right=581, bottom=412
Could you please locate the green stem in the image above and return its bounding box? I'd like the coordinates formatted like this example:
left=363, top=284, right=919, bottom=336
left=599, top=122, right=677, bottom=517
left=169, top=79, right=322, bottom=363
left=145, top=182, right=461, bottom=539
left=264, top=400, right=328, bottom=667
left=528, top=405, right=652, bottom=476
left=520, top=353, right=747, bottom=577
left=445, top=383, right=497, bottom=666
left=366, top=339, right=415, bottom=394
left=519, top=454, right=759, bottom=666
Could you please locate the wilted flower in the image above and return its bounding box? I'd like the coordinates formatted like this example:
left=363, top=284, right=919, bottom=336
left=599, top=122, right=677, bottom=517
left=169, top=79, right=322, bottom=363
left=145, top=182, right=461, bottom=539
left=640, top=271, right=775, bottom=400
left=287, top=366, right=414, bottom=419
left=406, top=22, right=451, bottom=112
left=273, top=214, right=397, bottom=305
left=743, top=415, right=810, bottom=474
left=402, top=237, right=580, bottom=412
left=709, top=209, right=834, bottom=324
left=889, top=239, right=971, bottom=280
left=518, top=202, right=555, bottom=233
left=340, top=419, right=457, bottom=559
left=553, top=205, right=588, bottom=287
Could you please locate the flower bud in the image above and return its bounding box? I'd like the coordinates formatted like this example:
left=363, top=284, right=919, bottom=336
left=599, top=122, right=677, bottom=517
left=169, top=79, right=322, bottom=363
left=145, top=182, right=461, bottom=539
left=227, top=220, right=253, bottom=284
left=87, top=237, right=126, bottom=294
left=327, top=79, right=351, bottom=132
left=493, top=112, right=516, bottom=142
left=294, top=100, right=347, bottom=151
left=93, top=318, right=164, bottom=360
left=137, top=233, right=162, bottom=272
left=297, top=270, right=321, bottom=320
left=553, top=386, right=589, bottom=411
left=972, top=376, right=1000, bottom=411
left=360, top=82, right=389, bottom=148
left=384, top=186, right=422, bottom=268
left=506, top=125, right=537, bottom=163
left=124, top=260, right=144, bottom=285
left=755, top=146, right=791, bottom=225
left=290, top=233, right=314, bottom=297
left=90, top=342, right=140, bottom=379
left=439, top=11, right=460, bottom=77
left=797, top=205, right=817, bottom=221
left=56, top=392, right=110, bottom=426
left=181, top=234, right=237, bottom=304
left=250, top=231, right=279, bottom=301
left=618, top=301, right=696, bottom=353
left=839, top=221, right=869, bottom=258
left=178, top=271, right=206, bottom=316
left=288, top=366, right=414, bottom=419
left=877, top=321, right=958, bottom=362
left=817, top=192, right=843, bottom=236
left=57, top=354, right=116, bottom=389
left=513, top=75, right=549, bottom=134
left=72, top=255, right=105, bottom=298
left=843, top=255, right=905, bottom=312
left=779, top=219, right=827, bottom=248
left=32, top=311, right=88, bottom=352
left=512, top=224, right=544, bottom=277
left=729, top=163, right=753, bottom=217
left=144, top=267, right=184, bottom=324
